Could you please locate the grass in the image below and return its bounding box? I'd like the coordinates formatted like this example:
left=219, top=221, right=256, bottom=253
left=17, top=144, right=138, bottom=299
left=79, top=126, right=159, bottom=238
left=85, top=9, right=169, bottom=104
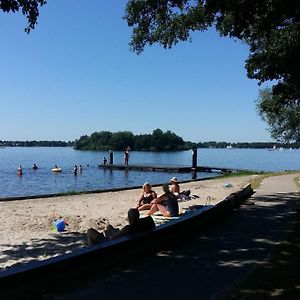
left=219, top=170, right=300, bottom=190
left=221, top=173, right=300, bottom=300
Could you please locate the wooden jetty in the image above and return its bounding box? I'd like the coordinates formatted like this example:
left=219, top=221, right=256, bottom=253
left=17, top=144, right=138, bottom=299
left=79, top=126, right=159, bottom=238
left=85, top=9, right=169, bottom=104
left=99, top=149, right=237, bottom=174
left=98, top=164, right=234, bottom=174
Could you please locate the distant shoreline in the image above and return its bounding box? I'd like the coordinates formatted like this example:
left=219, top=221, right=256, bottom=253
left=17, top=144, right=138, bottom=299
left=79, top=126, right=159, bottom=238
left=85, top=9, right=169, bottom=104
left=1, top=143, right=300, bottom=149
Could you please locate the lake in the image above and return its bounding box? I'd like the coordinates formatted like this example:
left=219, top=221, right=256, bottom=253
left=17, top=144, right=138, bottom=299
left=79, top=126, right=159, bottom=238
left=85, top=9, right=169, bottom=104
left=0, top=147, right=299, bottom=198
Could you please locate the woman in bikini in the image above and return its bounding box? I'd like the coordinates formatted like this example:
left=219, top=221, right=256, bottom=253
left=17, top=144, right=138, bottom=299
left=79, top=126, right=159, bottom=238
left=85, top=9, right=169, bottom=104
left=136, top=182, right=157, bottom=211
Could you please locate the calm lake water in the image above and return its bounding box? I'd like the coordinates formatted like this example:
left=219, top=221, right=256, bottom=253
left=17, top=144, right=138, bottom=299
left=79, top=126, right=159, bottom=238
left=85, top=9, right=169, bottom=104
left=0, top=147, right=299, bottom=198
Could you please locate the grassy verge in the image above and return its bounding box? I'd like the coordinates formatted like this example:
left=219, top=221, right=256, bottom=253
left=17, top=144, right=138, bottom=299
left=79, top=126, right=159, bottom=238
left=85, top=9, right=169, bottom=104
left=219, top=170, right=300, bottom=190
left=221, top=173, right=300, bottom=300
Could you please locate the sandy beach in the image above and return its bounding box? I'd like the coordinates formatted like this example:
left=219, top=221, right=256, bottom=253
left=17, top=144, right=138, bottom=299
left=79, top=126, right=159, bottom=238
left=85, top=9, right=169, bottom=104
left=0, top=175, right=256, bottom=270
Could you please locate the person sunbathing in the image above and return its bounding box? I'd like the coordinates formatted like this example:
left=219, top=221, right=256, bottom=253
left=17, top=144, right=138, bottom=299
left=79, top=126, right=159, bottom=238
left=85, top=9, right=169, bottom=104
left=170, top=177, right=180, bottom=196
left=136, top=182, right=157, bottom=211
left=147, top=184, right=179, bottom=218
left=170, top=177, right=193, bottom=201
left=87, top=208, right=155, bottom=246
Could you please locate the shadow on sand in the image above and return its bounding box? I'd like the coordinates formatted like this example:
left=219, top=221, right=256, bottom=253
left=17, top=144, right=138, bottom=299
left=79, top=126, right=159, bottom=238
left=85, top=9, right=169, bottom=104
left=1, top=192, right=299, bottom=300
left=0, top=231, right=87, bottom=267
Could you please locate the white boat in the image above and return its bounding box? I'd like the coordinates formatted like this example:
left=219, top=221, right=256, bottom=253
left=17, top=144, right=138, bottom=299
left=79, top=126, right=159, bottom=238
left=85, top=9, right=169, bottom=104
left=268, top=145, right=276, bottom=151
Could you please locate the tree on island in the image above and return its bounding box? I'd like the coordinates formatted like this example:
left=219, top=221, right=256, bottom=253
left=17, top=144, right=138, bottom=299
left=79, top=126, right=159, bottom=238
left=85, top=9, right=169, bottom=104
left=75, top=129, right=188, bottom=151
left=2, top=0, right=300, bottom=142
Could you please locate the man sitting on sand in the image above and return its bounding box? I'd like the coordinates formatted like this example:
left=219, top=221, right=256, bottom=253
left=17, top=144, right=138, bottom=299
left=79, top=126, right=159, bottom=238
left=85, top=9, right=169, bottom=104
left=87, top=208, right=155, bottom=246
left=147, top=184, right=179, bottom=217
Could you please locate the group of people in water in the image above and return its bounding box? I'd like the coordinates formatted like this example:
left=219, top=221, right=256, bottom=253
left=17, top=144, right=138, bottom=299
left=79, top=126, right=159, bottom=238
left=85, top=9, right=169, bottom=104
left=17, top=164, right=38, bottom=175
left=87, top=177, right=181, bottom=246
left=73, top=165, right=83, bottom=175
left=17, top=164, right=85, bottom=175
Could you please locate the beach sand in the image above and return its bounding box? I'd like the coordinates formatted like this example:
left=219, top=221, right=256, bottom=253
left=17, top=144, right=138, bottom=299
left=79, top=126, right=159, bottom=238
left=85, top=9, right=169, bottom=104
left=0, top=175, right=256, bottom=270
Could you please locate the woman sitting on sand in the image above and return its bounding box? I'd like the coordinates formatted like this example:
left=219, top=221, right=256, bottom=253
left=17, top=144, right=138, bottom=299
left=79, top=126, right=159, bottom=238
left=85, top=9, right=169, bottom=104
left=136, top=182, right=157, bottom=211
left=147, top=184, right=179, bottom=217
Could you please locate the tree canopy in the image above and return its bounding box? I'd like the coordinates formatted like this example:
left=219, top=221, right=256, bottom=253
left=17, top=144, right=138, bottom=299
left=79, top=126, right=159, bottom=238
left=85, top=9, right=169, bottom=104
left=1, top=0, right=300, bottom=142
left=124, top=0, right=300, bottom=142
left=0, top=0, right=46, bottom=33
left=256, top=87, right=300, bottom=142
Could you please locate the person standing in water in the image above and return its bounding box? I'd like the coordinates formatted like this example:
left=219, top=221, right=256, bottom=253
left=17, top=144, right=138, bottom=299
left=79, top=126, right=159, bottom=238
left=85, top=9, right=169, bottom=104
left=17, top=165, right=23, bottom=176
left=73, top=165, right=78, bottom=176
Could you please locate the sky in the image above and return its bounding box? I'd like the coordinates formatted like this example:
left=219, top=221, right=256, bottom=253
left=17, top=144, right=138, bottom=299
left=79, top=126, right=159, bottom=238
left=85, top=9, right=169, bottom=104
left=0, top=1, right=273, bottom=143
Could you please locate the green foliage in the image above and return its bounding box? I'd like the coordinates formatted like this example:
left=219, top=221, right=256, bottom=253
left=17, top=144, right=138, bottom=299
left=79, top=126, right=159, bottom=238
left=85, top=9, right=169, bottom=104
left=125, top=0, right=300, bottom=142
left=0, top=140, right=72, bottom=147
left=0, top=0, right=47, bottom=33
left=257, top=88, right=300, bottom=142
left=195, top=141, right=300, bottom=149
left=75, top=129, right=190, bottom=151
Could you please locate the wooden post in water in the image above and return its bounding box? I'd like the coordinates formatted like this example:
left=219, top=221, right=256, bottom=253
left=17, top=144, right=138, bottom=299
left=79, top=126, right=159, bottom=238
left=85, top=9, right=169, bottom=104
left=109, top=150, right=113, bottom=165
left=192, top=149, right=197, bottom=168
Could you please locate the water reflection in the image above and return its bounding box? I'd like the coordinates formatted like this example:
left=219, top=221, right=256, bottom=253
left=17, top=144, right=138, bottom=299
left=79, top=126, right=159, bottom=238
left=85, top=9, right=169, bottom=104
left=123, top=169, right=129, bottom=186
left=192, top=171, right=197, bottom=180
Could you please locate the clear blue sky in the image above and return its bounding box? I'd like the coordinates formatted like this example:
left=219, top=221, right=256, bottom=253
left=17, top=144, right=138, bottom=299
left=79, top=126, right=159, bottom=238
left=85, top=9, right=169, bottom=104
left=0, top=1, right=272, bottom=143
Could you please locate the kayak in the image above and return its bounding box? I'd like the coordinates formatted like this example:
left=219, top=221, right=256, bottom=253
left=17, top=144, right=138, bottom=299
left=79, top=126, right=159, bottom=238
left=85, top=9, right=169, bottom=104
left=51, top=168, right=62, bottom=173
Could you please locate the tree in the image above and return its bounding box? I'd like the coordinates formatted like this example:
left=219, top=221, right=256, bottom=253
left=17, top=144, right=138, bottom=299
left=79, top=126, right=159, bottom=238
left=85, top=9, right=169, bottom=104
left=256, top=87, right=300, bottom=142
left=110, top=131, right=135, bottom=150
left=0, top=0, right=46, bottom=33
left=124, top=0, right=300, bottom=142
left=74, top=129, right=190, bottom=151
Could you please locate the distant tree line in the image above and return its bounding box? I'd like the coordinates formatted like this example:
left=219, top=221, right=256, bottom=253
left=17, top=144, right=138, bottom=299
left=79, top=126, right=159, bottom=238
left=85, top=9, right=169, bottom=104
left=75, top=129, right=193, bottom=151
left=75, top=130, right=300, bottom=151
left=0, top=140, right=73, bottom=147
left=196, top=141, right=300, bottom=149
left=1, top=137, right=299, bottom=150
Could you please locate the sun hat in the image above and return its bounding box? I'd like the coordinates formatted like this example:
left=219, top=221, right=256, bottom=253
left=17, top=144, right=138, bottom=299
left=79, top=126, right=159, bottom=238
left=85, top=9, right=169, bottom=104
left=143, top=182, right=151, bottom=188
left=170, top=177, right=177, bottom=182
